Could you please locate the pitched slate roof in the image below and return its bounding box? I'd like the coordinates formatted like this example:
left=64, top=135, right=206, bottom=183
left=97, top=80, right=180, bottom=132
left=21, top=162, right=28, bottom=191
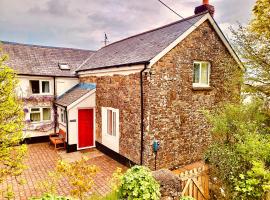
left=1, top=41, right=95, bottom=77
left=55, top=83, right=96, bottom=107
left=77, top=12, right=207, bottom=72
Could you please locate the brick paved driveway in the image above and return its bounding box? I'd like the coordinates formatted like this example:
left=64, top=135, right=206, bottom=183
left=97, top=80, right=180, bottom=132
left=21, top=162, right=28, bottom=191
left=0, top=143, right=127, bottom=200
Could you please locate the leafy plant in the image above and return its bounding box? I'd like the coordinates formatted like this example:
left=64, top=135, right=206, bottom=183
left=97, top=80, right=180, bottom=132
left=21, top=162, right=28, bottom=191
left=56, top=157, right=99, bottom=200
left=0, top=46, right=27, bottom=198
left=119, top=165, right=160, bottom=200
left=204, top=101, right=270, bottom=199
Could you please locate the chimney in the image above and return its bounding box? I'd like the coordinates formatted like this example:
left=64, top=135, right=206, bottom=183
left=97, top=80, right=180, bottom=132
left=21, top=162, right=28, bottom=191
left=195, top=0, right=215, bottom=16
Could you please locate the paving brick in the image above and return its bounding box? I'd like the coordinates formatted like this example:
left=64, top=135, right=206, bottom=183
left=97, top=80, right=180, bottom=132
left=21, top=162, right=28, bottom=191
left=0, top=143, right=127, bottom=200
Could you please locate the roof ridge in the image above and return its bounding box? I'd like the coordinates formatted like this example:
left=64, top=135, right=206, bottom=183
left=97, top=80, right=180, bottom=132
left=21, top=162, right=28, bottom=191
left=1, top=40, right=96, bottom=52
left=101, top=11, right=208, bottom=49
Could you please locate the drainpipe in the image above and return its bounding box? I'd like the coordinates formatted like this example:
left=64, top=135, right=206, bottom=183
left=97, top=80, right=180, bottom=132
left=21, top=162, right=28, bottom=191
left=65, top=106, right=69, bottom=153
left=140, top=63, right=148, bottom=165
left=53, top=76, right=57, bottom=134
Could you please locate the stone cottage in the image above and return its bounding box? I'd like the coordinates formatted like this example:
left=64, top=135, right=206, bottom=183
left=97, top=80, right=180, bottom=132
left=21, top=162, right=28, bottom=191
left=1, top=1, right=243, bottom=170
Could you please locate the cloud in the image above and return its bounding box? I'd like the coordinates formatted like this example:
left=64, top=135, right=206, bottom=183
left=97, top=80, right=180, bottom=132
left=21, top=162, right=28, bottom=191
left=0, top=0, right=256, bottom=50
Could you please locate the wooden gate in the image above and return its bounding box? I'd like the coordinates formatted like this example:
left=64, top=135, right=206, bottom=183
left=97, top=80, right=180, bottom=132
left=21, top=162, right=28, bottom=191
left=173, top=162, right=209, bottom=200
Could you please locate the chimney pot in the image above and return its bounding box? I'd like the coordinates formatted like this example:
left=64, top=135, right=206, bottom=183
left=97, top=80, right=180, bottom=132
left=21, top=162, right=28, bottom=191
left=195, top=0, right=215, bottom=16
left=203, top=0, right=209, bottom=4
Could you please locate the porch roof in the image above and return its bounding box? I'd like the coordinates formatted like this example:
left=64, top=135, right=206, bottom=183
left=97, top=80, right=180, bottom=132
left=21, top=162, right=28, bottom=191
left=55, top=83, right=96, bottom=107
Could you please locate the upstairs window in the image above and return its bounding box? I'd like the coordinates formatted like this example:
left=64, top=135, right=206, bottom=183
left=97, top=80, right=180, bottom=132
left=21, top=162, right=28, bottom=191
left=30, top=80, right=50, bottom=94
left=30, top=80, right=40, bottom=94
left=193, top=61, right=210, bottom=87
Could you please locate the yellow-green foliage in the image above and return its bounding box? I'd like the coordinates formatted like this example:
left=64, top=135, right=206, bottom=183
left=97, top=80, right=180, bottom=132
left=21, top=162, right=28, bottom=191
left=250, top=0, right=270, bottom=39
left=0, top=47, right=27, bottom=197
left=204, top=101, right=270, bottom=200
left=41, top=157, right=99, bottom=200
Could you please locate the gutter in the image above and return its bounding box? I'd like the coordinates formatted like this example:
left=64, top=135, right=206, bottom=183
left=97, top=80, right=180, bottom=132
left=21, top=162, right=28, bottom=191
left=140, top=63, right=149, bottom=165
left=76, top=61, right=149, bottom=73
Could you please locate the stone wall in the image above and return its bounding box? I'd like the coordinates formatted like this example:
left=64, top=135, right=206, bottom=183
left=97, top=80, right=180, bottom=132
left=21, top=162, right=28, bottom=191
left=80, top=74, right=142, bottom=164
left=142, top=21, right=241, bottom=169
left=79, top=20, right=241, bottom=169
left=152, top=169, right=182, bottom=200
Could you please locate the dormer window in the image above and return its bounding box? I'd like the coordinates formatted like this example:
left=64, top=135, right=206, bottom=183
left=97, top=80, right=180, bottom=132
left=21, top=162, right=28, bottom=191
left=58, top=63, right=70, bottom=70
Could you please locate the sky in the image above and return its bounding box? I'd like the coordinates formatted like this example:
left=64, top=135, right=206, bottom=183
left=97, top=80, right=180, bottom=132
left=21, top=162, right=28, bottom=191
left=0, top=0, right=256, bottom=50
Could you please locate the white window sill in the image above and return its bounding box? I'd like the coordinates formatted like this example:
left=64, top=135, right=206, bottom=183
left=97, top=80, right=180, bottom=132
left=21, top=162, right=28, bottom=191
left=31, top=93, right=53, bottom=96
left=192, top=84, right=212, bottom=90
left=30, top=120, right=52, bottom=124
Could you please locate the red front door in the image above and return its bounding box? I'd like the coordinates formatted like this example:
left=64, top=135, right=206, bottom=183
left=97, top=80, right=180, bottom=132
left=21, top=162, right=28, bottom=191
left=78, top=109, right=94, bottom=148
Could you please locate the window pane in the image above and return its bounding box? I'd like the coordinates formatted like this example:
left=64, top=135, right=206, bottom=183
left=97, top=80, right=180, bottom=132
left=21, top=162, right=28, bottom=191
left=63, top=111, right=67, bottom=123
left=31, top=108, right=40, bottom=112
left=43, top=108, right=51, bottom=121
left=201, top=63, right=209, bottom=84
left=30, top=113, right=40, bottom=122
left=30, top=80, right=40, bottom=94
left=193, top=63, right=200, bottom=83
left=42, top=81, right=50, bottom=93
left=113, top=112, right=116, bottom=136
left=107, top=110, right=112, bottom=135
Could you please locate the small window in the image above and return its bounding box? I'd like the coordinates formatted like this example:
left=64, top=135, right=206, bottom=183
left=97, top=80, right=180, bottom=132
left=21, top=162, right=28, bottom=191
left=193, top=61, right=210, bottom=87
left=58, top=63, right=70, bottom=70
left=30, top=80, right=40, bottom=94
left=43, top=108, right=51, bottom=121
left=42, top=81, right=50, bottom=93
left=30, top=108, right=41, bottom=122
left=60, top=108, right=66, bottom=124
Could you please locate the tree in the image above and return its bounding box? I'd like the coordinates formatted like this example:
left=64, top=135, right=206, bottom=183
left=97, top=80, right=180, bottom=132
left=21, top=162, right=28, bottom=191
left=0, top=47, right=27, bottom=198
left=204, top=102, right=270, bottom=200
left=204, top=2, right=270, bottom=198
left=231, top=0, right=270, bottom=110
left=250, top=0, right=270, bottom=39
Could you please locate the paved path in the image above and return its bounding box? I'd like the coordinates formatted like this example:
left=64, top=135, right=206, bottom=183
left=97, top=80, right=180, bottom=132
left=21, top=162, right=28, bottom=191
left=0, top=143, right=127, bottom=200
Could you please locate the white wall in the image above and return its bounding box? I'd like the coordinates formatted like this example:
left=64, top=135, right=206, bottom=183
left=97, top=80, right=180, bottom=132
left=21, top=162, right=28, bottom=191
left=67, top=92, right=96, bottom=146
left=55, top=77, right=79, bottom=97
left=17, top=75, right=78, bottom=138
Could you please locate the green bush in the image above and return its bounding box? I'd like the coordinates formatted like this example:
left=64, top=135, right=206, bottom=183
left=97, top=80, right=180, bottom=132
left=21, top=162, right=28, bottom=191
left=119, top=165, right=160, bottom=200
left=204, top=102, right=270, bottom=199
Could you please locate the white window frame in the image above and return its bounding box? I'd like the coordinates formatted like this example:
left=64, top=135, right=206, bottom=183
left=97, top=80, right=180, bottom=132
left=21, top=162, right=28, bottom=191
left=60, top=108, right=67, bottom=124
left=29, top=107, right=52, bottom=123
left=30, top=80, right=51, bottom=95
left=106, top=109, right=117, bottom=136
left=101, top=107, right=120, bottom=153
left=192, top=61, right=211, bottom=87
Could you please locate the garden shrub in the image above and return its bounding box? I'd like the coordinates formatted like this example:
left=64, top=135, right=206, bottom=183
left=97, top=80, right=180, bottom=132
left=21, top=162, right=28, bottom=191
left=119, top=165, right=160, bottom=200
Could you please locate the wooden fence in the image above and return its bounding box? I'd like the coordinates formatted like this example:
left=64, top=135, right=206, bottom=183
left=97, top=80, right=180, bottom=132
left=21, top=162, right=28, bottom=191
left=173, top=162, right=209, bottom=200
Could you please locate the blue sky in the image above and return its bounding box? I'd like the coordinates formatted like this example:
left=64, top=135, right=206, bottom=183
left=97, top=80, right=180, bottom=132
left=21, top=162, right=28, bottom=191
left=0, top=0, right=255, bottom=50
